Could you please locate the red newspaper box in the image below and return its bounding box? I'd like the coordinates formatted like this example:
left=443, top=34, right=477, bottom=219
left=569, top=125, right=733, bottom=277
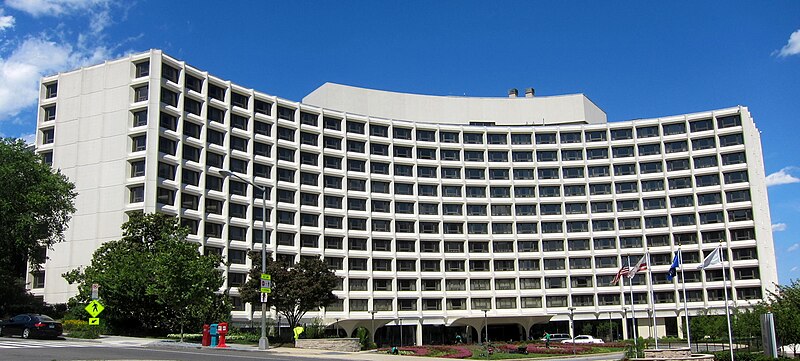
left=201, top=324, right=210, bottom=346
left=217, top=322, right=229, bottom=348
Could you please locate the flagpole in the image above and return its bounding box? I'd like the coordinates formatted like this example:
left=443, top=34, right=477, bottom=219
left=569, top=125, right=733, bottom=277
left=647, top=251, right=658, bottom=349
left=719, top=244, right=735, bottom=361
left=678, top=248, right=691, bottom=351
left=627, top=254, right=639, bottom=345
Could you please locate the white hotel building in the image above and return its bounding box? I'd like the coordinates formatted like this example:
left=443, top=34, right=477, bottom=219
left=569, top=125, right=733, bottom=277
left=33, top=50, right=776, bottom=345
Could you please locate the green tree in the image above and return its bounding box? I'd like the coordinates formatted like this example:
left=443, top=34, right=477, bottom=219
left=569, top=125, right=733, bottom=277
left=63, top=213, right=230, bottom=337
left=731, top=306, right=764, bottom=340
left=766, top=280, right=800, bottom=355
left=239, top=250, right=268, bottom=320
left=690, top=309, right=727, bottom=340
left=256, top=257, right=340, bottom=328
left=0, top=138, right=76, bottom=316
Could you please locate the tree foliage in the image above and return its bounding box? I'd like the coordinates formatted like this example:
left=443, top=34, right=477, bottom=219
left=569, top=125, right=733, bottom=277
left=766, top=280, right=800, bottom=352
left=690, top=309, right=729, bottom=340
left=63, top=213, right=230, bottom=336
left=241, top=253, right=340, bottom=328
left=688, top=280, right=800, bottom=355
left=267, top=258, right=340, bottom=328
left=0, top=138, right=76, bottom=316
left=239, top=250, right=266, bottom=309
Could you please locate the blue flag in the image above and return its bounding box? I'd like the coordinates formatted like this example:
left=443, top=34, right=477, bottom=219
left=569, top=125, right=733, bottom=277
left=666, top=251, right=681, bottom=281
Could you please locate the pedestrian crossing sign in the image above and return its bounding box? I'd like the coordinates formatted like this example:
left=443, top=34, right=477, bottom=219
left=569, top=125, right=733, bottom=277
left=85, top=300, right=104, bottom=317
left=88, top=318, right=100, bottom=325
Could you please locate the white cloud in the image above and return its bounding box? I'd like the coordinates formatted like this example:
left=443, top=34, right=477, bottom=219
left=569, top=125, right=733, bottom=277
left=775, top=29, right=800, bottom=58
left=19, top=132, right=33, bottom=144
left=5, top=0, right=108, bottom=17
left=792, top=266, right=799, bottom=273
left=772, top=223, right=788, bottom=232
left=766, top=167, right=800, bottom=187
left=789, top=243, right=800, bottom=252
left=5, top=0, right=112, bottom=33
left=0, top=8, right=14, bottom=31
left=0, top=36, right=109, bottom=120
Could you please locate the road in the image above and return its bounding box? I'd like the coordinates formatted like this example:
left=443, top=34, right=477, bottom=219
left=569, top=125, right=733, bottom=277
left=0, top=337, right=627, bottom=361
left=0, top=338, right=326, bottom=361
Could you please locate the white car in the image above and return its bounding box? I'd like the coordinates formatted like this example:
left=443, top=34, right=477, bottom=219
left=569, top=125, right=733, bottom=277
left=561, top=335, right=605, bottom=344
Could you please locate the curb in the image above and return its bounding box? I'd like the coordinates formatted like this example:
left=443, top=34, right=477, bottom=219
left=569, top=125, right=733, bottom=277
left=149, top=340, right=269, bottom=353
left=62, top=336, right=102, bottom=343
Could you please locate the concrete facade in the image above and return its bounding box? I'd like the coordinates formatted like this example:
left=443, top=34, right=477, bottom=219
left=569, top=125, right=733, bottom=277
left=33, top=50, right=777, bottom=344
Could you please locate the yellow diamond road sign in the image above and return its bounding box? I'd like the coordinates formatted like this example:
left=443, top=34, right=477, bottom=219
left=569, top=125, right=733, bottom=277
left=88, top=318, right=100, bottom=325
left=85, top=300, right=104, bottom=318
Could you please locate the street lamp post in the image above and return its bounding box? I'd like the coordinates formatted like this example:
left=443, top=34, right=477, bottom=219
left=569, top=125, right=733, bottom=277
left=608, top=311, right=613, bottom=341
left=568, top=306, right=576, bottom=355
left=646, top=308, right=653, bottom=341
left=369, top=310, right=377, bottom=346
left=335, top=318, right=340, bottom=338
left=568, top=307, right=576, bottom=340
left=219, top=170, right=268, bottom=350
left=623, top=306, right=628, bottom=340
left=398, top=318, right=403, bottom=347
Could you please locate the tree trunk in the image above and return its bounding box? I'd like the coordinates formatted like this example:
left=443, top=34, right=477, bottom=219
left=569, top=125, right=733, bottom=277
left=180, top=313, right=184, bottom=343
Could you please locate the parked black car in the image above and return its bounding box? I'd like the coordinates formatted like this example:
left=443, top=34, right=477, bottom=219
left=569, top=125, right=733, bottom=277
left=0, top=314, right=63, bottom=339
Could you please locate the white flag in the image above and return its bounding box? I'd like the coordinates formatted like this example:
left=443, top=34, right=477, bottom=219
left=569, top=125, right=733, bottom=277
left=697, top=247, right=722, bottom=269
left=627, top=254, right=648, bottom=279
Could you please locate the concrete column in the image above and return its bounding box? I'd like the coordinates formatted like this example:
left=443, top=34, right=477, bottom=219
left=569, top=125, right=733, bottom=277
left=415, top=320, right=423, bottom=346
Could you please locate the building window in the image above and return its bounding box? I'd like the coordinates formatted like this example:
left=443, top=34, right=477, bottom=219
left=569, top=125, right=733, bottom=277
left=162, top=63, right=180, bottom=82
left=636, top=126, right=659, bottom=138
left=135, top=61, right=150, bottom=78
left=43, top=105, right=56, bottom=121
left=688, top=118, right=713, bottom=132
left=31, top=271, right=46, bottom=288
left=323, top=116, right=340, bottom=130
left=717, top=115, right=741, bottom=128
left=42, top=128, right=55, bottom=144
left=160, top=89, right=178, bottom=107
left=132, top=85, right=148, bottom=102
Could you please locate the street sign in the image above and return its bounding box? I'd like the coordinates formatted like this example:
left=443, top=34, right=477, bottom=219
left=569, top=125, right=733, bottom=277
left=88, top=318, right=100, bottom=325
left=260, top=274, right=271, bottom=293
left=260, top=293, right=268, bottom=303
left=85, top=300, right=105, bottom=318
left=91, top=284, right=99, bottom=300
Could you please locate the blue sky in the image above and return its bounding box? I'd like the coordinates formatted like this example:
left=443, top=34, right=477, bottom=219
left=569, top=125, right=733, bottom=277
left=1, top=1, right=798, bottom=283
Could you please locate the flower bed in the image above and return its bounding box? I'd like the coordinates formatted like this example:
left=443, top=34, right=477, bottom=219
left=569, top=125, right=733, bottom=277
left=380, top=342, right=622, bottom=359
left=441, top=346, right=473, bottom=358
left=378, top=345, right=474, bottom=358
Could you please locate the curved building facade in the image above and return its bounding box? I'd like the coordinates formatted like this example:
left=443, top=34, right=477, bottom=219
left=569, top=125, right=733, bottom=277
left=34, top=50, right=776, bottom=344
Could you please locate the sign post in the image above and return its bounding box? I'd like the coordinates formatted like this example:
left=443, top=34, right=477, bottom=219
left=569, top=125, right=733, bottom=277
left=259, top=273, right=271, bottom=350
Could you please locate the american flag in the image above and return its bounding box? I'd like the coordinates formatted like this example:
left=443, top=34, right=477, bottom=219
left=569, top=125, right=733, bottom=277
left=611, top=266, right=630, bottom=285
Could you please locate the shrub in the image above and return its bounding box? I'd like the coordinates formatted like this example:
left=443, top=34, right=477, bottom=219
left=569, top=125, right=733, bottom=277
left=299, top=317, right=325, bottom=339
left=63, top=319, right=103, bottom=339
left=713, top=351, right=794, bottom=361
left=355, top=327, right=375, bottom=350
